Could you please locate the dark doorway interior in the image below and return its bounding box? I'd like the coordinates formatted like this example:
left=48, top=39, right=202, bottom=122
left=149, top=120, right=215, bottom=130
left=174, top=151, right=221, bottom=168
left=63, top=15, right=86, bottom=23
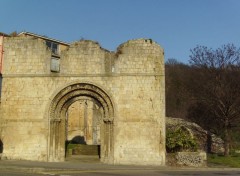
left=0, top=140, right=3, bottom=153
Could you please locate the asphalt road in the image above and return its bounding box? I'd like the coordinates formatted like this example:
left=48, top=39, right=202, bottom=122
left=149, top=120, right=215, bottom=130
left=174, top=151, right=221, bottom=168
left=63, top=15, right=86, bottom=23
left=1, top=158, right=240, bottom=176
left=1, top=170, right=240, bottom=176
left=0, top=171, right=44, bottom=176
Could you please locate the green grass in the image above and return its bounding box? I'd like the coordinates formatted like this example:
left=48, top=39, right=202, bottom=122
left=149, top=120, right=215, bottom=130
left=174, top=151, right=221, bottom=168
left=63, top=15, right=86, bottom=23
left=208, top=154, right=240, bottom=168
left=66, top=143, right=81, bottom=150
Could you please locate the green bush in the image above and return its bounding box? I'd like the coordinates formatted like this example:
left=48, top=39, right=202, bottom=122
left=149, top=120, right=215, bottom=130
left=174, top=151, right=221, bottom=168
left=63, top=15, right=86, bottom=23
left=166, top=127, right=198, bottom=153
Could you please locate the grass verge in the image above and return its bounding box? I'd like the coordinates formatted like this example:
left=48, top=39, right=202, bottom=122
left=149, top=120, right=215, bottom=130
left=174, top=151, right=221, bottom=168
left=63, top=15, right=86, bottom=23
left=207, top=154, right=240, bottom=168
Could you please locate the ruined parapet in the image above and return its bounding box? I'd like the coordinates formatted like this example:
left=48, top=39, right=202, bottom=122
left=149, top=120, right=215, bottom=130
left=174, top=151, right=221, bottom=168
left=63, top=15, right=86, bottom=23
left=115, top=38, right=164, bottom=75
left=117, top=38, right=164, bottom=56
left=3, top=35, right=52, bottom=75
left=61, top=40, right=114, bottom=75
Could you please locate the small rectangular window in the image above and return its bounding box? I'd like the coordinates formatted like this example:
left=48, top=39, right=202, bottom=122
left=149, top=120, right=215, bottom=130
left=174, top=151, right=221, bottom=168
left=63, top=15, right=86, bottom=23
left=51, top=57, right=60, bottom=72
left=52, top=43, right=58, bottom=55
left=46, top=41, right=59, bottom=55
left=46, top=41, right=51, bottom=48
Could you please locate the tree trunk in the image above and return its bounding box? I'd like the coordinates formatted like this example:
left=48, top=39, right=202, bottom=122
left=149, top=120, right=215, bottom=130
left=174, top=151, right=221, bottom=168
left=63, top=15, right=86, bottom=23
left=224, top=119, right=230, bottom=156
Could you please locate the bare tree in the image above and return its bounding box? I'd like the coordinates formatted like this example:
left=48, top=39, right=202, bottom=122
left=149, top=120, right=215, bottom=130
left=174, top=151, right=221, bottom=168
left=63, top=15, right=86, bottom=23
left=188, top=44, right=240, bottom=156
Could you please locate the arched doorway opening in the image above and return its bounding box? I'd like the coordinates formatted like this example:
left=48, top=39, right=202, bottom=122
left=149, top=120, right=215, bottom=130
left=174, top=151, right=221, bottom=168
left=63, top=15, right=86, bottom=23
left=66, top=97, right=103, bottom=159
left=48, top=83, right=114, bottom=163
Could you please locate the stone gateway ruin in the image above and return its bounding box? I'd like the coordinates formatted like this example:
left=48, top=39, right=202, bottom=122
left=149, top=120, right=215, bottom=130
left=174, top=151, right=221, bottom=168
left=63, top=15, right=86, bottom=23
left=0, top=32, right=165, bottom=165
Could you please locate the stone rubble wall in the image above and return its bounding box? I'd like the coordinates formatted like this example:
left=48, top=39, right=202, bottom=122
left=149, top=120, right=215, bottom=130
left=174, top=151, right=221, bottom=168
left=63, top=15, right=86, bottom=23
left=176, top=152, right=207, bottom=167
left=167, top=117, right=224, bottom=154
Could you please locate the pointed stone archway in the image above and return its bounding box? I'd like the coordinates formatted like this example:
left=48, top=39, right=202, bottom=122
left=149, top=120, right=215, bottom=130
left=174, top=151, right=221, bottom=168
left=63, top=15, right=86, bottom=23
left=48, top=83, right=114, bottom=163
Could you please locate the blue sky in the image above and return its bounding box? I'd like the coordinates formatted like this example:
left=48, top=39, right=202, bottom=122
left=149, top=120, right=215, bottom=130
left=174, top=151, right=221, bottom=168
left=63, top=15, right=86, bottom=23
left=1, top=0, right=240, bottom=63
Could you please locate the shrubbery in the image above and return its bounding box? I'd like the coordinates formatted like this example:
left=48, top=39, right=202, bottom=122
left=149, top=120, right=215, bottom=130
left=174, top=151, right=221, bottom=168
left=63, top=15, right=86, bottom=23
left=166, top=127, right=198, bottom=153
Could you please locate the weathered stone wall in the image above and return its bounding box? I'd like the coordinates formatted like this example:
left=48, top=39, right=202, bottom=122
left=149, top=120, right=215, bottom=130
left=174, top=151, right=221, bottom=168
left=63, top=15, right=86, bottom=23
left=113, top=39, right=165, bottom=165
left=0, top=36, right=165, bottom=165
left=2, top=36, right=51, bottom=74
left=176, top=152, right=207, bottom=167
